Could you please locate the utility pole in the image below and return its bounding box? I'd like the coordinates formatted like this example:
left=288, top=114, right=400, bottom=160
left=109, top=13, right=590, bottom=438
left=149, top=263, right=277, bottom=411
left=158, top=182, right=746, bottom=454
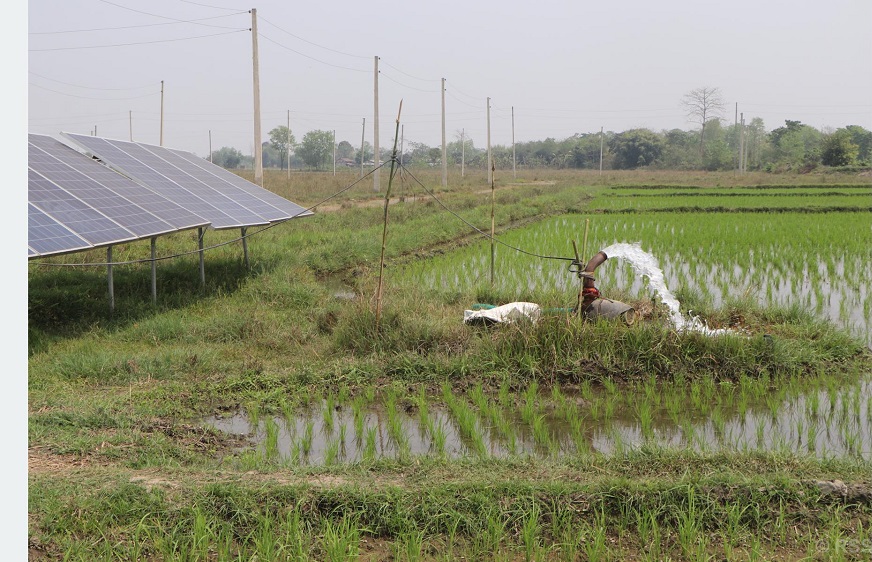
left=209, top=130, right=212, bottom=163
left=129, top=110, right=133, bottom=141
left=461, top=128, right=465, bottom=177
left=441, top=77, right=447, bottom=187
left=287, top=110, right=291, bottom=178
left=511, top=106, right=516, bottom=180
left=373, top=55, right=380, bottom=192
left=486, top=97, right=492, bottom=185
left=159, top=80, right=164, bottom=146
left=599, top=126, right=604, bottom=175
left=740, top=114, right=746, bottom=174
left=251, top=8, right=263, bottom=186
left=360, top=117, right=365, bottom=178
left=333, top=129, right=336, bottom=176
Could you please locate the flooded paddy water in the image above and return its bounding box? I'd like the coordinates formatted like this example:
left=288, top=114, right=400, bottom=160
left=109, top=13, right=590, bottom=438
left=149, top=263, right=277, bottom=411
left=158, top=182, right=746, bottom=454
left=207, top=210, right=872, bottom=466
left=206, top=376, right=872, bottom=465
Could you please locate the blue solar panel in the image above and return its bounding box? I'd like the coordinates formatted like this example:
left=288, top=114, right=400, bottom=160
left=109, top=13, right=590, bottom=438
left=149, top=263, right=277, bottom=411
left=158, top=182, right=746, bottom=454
left=63, top=133, right=244, bottom=229
left=28, top=202, right=93, bottom=257
left=106, top=139, right=270, bottom=228
left=169, top=148, right=313, bottom=220
left=137, top=143, right=299, bottom=223
left=28, top=137, right=177, bottom=239
left=28, top=169, right=139, bottom=247
left=29, top=134, right=209, bottom=232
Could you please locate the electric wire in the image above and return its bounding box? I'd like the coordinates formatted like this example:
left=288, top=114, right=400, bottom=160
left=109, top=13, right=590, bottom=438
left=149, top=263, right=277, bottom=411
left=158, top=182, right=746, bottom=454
left=257, top=33, right=369, bottom=73
left=96, top=0, right=247, bottom=29
left=259, top=16, right=369, bottom=59
left=29, top=72, right=157, bottom=91
left=379, top=71, right=438, bottom=93
left=29, top=82, right=160, bottom=100
left=30, top=11, right=248, bottom=34
left=31, top=163, right=390, bottom=267
left=29, top=28, right=249, bottom=51
left=399, top=163, right=575, bottom=263
left=380, top=60, right=440, bottom=82
left=178, top=0, right=242, bottom=11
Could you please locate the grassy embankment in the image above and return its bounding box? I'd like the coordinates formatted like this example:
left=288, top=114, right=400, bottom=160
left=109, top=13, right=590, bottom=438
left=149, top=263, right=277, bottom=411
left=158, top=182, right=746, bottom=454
left=28, top=168, right=872, bottom=560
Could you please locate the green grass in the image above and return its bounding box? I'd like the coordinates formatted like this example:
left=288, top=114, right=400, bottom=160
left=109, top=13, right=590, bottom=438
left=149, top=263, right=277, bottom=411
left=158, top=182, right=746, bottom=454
left=27, top=168, right=872, bottom=559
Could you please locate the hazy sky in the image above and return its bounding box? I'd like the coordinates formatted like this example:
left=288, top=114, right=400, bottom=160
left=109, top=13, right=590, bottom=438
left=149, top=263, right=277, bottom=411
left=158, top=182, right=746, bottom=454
left=25, top=0, right=872, bottom=157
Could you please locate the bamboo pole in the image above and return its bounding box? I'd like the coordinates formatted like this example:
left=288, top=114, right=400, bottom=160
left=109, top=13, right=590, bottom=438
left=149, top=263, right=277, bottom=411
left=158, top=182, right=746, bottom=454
left=490, top=159, right=496, bottom=285
left=375, top=100, right=403, bottom=331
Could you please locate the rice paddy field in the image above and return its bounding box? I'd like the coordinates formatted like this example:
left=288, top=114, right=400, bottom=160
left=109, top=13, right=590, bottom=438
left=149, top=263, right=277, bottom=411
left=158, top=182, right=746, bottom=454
left=28, top=169, right=872, bottom=560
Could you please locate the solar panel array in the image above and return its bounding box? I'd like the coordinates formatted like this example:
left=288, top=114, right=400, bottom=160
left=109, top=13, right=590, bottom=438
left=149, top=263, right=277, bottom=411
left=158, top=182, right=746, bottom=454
left=28, top=134, right=210, bottom=258
left=63, top=133, right=313, bottom=229
left=28, top=133, right=312, bottom=259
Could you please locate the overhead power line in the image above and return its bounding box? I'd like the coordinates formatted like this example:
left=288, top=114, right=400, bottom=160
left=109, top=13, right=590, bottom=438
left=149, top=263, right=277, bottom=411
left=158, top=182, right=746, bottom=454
left=379, top=71, right=438, bottom=93
left=177, top=0, right=242, bottom=11
left=380, top=60, right=440, bottom=82
left=30, top=11, right=248, bottom=34
left=96, top=0, right=247, bottom=29
left=29, top=72, right=157, bottom=91
left=29, top=29, right=249, bottom=52
left=29, top=82, right=160, bottom=100
left=257, top=33, right=368, bottom=73
left=259, top=17, right=368, bottom=59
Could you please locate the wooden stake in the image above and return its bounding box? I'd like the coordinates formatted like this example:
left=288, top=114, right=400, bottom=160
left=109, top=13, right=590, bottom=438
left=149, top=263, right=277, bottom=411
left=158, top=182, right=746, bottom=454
left=375, top=100, right=403, bottom=331
left=490, top=159, right=495, bottom=286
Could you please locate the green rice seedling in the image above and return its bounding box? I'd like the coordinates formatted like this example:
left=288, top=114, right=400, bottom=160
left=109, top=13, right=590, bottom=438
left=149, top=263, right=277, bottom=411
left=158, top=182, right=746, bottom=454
left=364, top=426, right=377, bottom=461
left=263, top=417, right=280, bottom=461
left=323, top=395, right=335, bottom=434
left=498, top=378, right=513, bottom=408
left=352, top=398, right=365, bottom=443
left=429, top=419, right=447, bottom=456
left=443, top=383, right=487, bottom=457
left=415, top=388, right=431, bottom=438
left=301, top=420, right=314, bottom=456
left=364, top=385, right=376, bottom=405
left=807, top=390, right=821, bottom=418
left=324, top=437, right=339, bottom=466
left=337, top=385, right=350, bottom=404
left=579, top=379, right=593, bottom=402
left=321, top=517, right=361, bottom=562
left=247, top=401, right=261, bottom=432
left=281, top=400, right=296, bottom=434
left=385, top=392, right=410, bottom=458
left=339, top=423, right=347, bottom=451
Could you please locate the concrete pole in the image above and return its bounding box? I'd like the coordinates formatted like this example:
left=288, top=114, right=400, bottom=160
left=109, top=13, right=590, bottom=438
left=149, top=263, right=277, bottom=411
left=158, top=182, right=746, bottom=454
left=511, top=106, right=516, bottom=179
left=360, top=117, right=365, bottom=178
left=441, top=77, right=447, bottom=187
left=486, top=97, right=492, bottom=185
left=739, top=112, right=745, bottom=174
left=251, top=8, right=263, bottom=186
left=159, top=81, right=164, bottom=146
left=461, top=128, right=465, bottom=177
left=599, top=126, right=604, bottom=175
left=373, top=55, right=380, bottom=192
left=287, top=110, right=291, bottom=178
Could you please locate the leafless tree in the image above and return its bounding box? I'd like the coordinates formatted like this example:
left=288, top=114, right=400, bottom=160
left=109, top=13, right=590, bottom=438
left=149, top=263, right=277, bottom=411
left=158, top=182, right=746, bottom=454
left=682, top=86, right=725, bottom=157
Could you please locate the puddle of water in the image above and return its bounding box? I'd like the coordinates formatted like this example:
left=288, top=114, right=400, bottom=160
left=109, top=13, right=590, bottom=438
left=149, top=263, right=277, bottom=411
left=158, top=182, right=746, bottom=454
left=205, top=378, right=872, bottom=465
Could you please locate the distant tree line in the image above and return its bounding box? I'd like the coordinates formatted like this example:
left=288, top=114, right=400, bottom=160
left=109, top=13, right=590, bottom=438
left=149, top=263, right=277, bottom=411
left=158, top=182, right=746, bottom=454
left=210, top=91, right=872, bottom=173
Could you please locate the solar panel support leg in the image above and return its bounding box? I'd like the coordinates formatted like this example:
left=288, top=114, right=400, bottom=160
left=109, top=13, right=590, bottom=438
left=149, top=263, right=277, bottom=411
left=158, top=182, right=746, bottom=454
left=151, top=237, right=157, bottom=304
left=198, top=228, right=205, bottom=287
left=241, top=227, right=249, bottom=269
left=107, top=246, right=115, bottom=314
